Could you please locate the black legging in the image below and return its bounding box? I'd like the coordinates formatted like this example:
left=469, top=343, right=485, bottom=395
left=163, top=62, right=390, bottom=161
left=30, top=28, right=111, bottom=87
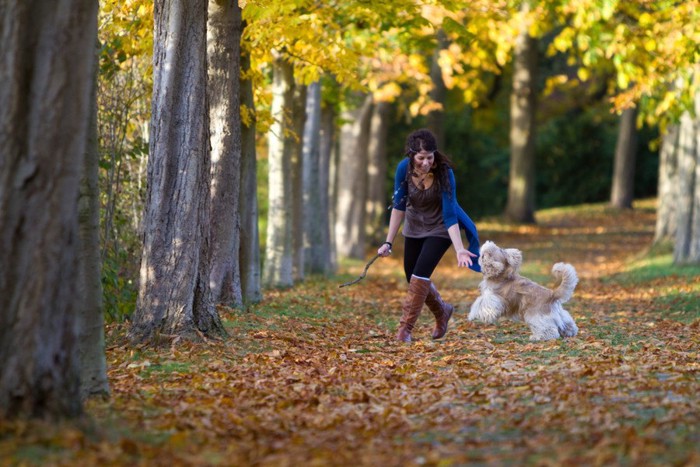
left=403, top=236, right=452, bottom=282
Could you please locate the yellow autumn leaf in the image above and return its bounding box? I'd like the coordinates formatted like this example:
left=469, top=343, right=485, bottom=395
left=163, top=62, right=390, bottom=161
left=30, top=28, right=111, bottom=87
left=553, top=33, right=572, bottom=53
left=373, top=82, right=402, bottom=102
left=639, top=12, right=653, bottom=27
left=617, top=70, right=630, bottom=89
left=577, top=67, right=591, bottom=81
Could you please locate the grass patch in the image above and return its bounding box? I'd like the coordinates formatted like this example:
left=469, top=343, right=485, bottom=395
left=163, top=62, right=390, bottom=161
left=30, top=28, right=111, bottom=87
left=12, top=445, right=64, bottom=465
left=140, top=361, right=192, bottom=377
left=602, top=247, right=700, bottom=323
left=489, top=332, right=529, bottom=345
left=653, top=287, right=700, bottom=323
left=517, top=262, right=552, bottom=284
left=607, top=252, right=700, bottom=284
left=589, top=323, right=645, bottom=348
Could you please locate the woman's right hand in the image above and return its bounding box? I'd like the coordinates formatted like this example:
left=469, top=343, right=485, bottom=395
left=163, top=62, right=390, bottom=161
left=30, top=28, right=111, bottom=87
left=456, top=248, right=476, bottom=268
left=378, top=242, right=392, bottom=257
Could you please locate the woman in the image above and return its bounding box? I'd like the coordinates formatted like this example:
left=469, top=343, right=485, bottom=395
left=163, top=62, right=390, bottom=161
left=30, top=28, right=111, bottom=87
left=378, top=128, right=481, bottom=342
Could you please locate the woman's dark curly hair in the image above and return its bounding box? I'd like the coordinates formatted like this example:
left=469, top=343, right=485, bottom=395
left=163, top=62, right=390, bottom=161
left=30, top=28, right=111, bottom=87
left=404, top=128, right=454, bottom=194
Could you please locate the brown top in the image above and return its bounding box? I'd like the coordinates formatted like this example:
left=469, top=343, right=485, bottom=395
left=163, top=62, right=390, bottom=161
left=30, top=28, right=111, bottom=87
left=402, top=178, right=449, bottom=239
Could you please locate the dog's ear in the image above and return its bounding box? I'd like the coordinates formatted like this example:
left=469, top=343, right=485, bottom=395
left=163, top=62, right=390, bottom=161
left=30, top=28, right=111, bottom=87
left=504, top=248, right=522, bottom=271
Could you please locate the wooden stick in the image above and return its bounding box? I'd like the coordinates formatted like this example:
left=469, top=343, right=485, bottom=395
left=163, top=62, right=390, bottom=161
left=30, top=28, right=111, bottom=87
left=338, top=253, right=382, bottom=288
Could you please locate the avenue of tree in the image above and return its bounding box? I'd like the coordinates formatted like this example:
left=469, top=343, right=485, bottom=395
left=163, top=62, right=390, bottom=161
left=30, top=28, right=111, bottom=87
left=0, top=0, right=699, bottom=420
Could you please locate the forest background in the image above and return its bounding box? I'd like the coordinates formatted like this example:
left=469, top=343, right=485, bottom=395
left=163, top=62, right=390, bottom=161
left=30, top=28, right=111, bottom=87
left=0, top=0, right=699, bottom=460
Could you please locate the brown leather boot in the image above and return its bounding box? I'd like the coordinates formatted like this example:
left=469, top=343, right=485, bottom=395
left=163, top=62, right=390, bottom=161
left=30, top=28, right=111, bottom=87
left=425, top=283, right=454, bottom=339
left=396, top=276, right=431, bottom=342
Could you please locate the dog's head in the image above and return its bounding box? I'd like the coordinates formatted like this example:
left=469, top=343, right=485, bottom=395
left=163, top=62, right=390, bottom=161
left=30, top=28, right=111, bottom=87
left=479, top=241, right=522, bottom=279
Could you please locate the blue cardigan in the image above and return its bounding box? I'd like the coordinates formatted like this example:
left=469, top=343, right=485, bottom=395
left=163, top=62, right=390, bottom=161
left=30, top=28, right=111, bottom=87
left=392, top=158, right=481, bottom=273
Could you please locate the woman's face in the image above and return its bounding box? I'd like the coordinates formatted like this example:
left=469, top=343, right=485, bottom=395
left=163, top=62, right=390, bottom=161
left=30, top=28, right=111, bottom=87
left=412, top=150, right=435, bottom=174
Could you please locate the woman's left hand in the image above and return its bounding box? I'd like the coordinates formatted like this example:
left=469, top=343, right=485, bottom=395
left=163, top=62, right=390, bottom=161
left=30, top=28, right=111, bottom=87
left=457, top=248, right=477, bottom=268
left=378, top=242, right=392, bottom=257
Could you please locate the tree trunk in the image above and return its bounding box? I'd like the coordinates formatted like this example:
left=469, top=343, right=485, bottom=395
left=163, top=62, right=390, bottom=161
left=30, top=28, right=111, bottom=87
left=291, top=83, right=307, bottom=281
left=0, top=0, right=97, bottom=419
left=654, top=124, right=679, bottom=244
left=78, top=41, right=109, bottom=400
left=505, top=3, right=538, bottom=224
left=264, top=52, right=295, bottom=287
left=302, top=81, right=327, bottom=274
left=335, top=94, right=374, bottom=259
left=321, top=101, right=338, bottom=273
left=131, top=0, right=225, bottom=342
left=610, top=107, right=639, bottom=209
left=239, top=41, right=262, bottom=304
left=428, top=29, right=448, bottom=149
left=207, top=0, right=243, bottom=307
left=366, top=100, right=392, bottom=244
left=674, top=89, right=700, bottom=264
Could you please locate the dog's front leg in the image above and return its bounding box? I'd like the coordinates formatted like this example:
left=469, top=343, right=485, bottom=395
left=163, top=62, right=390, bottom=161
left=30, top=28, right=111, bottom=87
left=468, top=289, right=505, bottom=324
left=468, top=296, right=485, bottom=321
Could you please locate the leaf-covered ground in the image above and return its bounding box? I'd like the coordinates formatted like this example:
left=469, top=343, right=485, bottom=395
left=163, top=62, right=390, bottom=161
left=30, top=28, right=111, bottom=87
left=2, top=200, right=699, bottom=466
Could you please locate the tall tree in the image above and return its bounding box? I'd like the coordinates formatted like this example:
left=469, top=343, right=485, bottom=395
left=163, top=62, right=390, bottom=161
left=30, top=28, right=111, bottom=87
left=674, top=87, right=700, bottom=264
left=239, top=43, right=263, bottom=303
left=130, top=0, right=225, bottom=342
left=654, top=124, right=679, bottom=244
left=264, top=51, right=295, bottom=288
left=366, top=100, right=392, bottom=244
left=0, top=0, right=98, bottom=418
left=505, top=2, right=538, bottom=224
left=207, top=0, right=243, bottom=307
left=78, top=42, right=109, bottom=400
left=319, top=100, right=338, bottom=273
left=291, top=83, right=308, bottom=281
left=335, top=94, right=374, bottom=259
left=610, top=107, right=639, bottom=209
left=302, top=81, right=329, bottom=274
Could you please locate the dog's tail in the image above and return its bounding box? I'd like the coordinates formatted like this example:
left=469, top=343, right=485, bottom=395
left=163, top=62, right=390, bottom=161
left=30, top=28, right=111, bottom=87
left=551, top=263, right=578, bottom=303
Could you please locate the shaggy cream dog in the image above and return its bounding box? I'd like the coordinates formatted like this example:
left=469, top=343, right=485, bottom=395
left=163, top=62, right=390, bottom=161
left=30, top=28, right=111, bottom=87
left=468, top=241, right=579, bottom=341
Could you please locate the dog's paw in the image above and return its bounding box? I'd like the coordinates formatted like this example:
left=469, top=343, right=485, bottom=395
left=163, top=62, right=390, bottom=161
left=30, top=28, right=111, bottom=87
left=467, top=308, right=482, bottom=322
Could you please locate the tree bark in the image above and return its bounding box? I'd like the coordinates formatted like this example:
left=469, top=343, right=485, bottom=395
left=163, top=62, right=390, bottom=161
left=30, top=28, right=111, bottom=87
left=654, top=124, right=679, bottom=244
left=78, top=41, right=109, bottom=400
left=610, top=107, right=639, bottom=209
left=207, top=0, right=243, bottom=307
left=239, top=41, right=262, bottom=304
left=0, top=0, right=98, bottom=419
left=366, top=100, right=392, bottom=244
left=335, top=94, right=374, bottom=259
left=131, top=0, right=225, bottom=342
left=264, top=52, right=295, bottom=287
left=505, top=3, right=538, bottom=224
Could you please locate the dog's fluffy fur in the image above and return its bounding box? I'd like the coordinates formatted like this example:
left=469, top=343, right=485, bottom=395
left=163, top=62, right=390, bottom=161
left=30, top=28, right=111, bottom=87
left=468, top=240, right=579, bottom=341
